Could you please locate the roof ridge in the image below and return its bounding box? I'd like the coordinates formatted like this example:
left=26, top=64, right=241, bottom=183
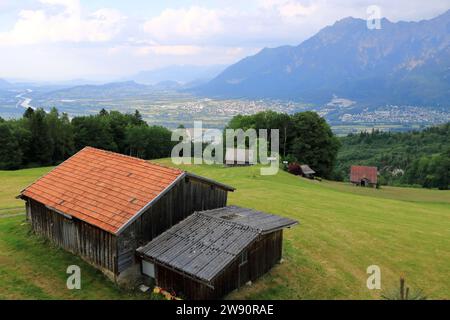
left=196, top=210, right=262, bottom=234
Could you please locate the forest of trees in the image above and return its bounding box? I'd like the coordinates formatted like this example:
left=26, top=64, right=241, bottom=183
left=336, top=123, right=450, bottom=190
left=0, top=107, right=174, bottom=170
left=227, top=111, right=341, bottom=178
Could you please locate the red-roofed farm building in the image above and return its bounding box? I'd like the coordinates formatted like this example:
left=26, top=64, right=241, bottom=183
left=350, top=165, right=378, bottom=187
left=19, top=147, right=235, bottom=284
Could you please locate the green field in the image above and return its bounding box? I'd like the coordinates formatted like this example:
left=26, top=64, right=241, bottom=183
left=0, top=163, right=449, bottom=299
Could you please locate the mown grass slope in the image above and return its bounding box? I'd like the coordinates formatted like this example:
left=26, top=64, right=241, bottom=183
left=0, top=163, right=449, bottom=299
left=0, top=167, right=52, bottom=216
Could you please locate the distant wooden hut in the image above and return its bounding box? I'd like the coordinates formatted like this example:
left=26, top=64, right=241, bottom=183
left=299, top=165, right=315, bottom=179
left=350, top=165, right=378, bottom=187
left=137, top=206, right=298, bottom=300
left=19, top=147, right=235, bottom=284
left=225, top=148, right=255, bottom=166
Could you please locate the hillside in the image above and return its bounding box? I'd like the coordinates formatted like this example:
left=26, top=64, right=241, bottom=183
left=196, top=10, right=450, bottom=106
left=336, top=123, right=450, bottom=188
left=0, top=163, right=449, bottom=299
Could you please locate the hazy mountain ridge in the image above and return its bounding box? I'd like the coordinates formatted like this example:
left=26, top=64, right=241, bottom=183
left=31, top=81, right=156, bottom=100
left=128, top=64, right=227, bottom=85
left=20, top=64, right=227, bottom=100
left=195, top=10, right=450, bottom=106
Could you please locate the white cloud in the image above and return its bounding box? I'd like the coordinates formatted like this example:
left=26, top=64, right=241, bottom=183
left=143, top=6, right=223, bottom=42
left=139, top=2, right=327, bottom=48
left=135, top=45, right=202, bottom=56
left=260, top=0, right=317, bottom=18
left=277, top=2, right=317, bottom=18
left=0, top=0, right=125, bottom=45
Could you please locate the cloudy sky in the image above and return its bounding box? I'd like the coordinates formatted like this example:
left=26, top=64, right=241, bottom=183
left=0, top=0, right=449, bottom=81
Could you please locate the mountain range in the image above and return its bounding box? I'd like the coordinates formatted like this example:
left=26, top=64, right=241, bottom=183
left=195, top=10, right=450, bottom=106
left=3, top=10, right=449, bottom=108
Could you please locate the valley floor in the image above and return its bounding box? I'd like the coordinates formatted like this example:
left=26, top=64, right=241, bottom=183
left=0, top=164, right=449, bottom=299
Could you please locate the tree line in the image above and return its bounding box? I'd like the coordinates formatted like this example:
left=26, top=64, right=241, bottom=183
left=0, top=107, right=174, bottom=170
left=1, top=106, right=447, bottom=190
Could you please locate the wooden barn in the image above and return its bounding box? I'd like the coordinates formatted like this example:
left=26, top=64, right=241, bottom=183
left=350, top=165, right=378, bottom=187
left=225, top=148, right=255, bottom=166
left=299, top=165, right=315, bottom=179
left=137, top=206, right=298, bottom=300
left=18, top=147, right=235, bottom=283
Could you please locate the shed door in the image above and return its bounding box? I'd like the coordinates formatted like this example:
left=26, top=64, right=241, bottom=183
left=62, top=219, right=77, bottom=251
left=142, top=260, right=155, bottom=278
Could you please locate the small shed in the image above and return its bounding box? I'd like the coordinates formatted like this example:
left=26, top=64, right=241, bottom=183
left=225, top=148, right=255, bottom=166
left=299, top=165, right=315, bottom=179
left=137, top=206, right=298, bottom=300
left=18, top=147, right=235, bottom=283
left=350, top=165, right=378, bottom=187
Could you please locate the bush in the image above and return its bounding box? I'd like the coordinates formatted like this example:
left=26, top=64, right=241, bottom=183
left=288, top=163, right=302, bottom=176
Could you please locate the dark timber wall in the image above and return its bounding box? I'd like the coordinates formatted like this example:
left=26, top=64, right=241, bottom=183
left=26, top=199, right=117, bottom=276
left=153, top=230, right=283, bottom=300
left=116, top=175, right=229, bottom=273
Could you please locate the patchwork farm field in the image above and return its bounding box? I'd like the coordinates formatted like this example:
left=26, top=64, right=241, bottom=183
left=0, top=163, right=449, bottom=299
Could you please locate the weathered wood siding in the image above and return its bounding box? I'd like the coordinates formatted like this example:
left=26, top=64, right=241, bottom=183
left=27, top=199, right=117, bottom=275
left=117, top=176, right=229, bottom=272
left=154, top=230, right=283, bottom=300
left=248, top=230, right=283, bottom=281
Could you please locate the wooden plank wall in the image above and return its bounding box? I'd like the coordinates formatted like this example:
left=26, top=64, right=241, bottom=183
left=117, top=177, right=228, bottom=272
left=28, top=199, right=117, bottom=274
left=154, top=230, right=283, bottom=300
left=155, top=260, right=241, bottom=300
left=248, top=230, right=283, bottom=281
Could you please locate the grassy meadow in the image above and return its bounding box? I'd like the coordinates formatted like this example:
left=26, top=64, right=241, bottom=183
left=0, top=163, right=449, bottom=299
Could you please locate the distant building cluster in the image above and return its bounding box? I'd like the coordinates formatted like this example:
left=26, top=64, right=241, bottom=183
left=339, top=106, right=450, bottom=124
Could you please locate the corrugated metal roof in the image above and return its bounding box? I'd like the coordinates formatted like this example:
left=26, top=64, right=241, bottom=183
left=137, top=206, right=298, bottom=283
left=201, top=206, right=298, bottom=234
left=300, top=165, right=315, bottom=175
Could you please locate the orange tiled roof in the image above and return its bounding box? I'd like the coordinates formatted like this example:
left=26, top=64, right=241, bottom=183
left=21, top=147, right=184, bottom=234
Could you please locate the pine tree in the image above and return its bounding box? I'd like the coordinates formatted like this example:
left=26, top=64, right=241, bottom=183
left=27, top=108, right=53, bottom=165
